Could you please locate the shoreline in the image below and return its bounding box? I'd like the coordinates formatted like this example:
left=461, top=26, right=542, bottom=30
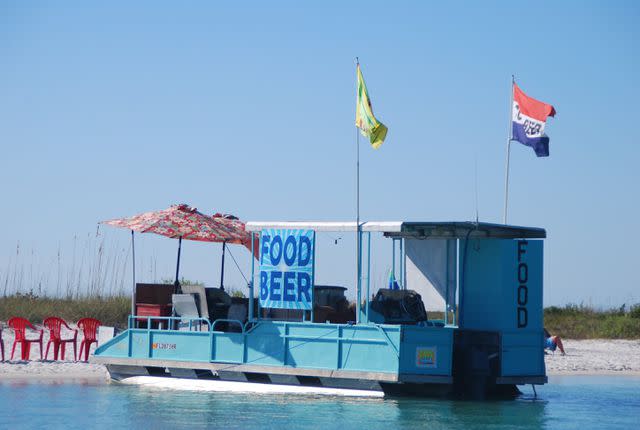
left=1, top=339, right=638, bottom=383
left=2, top=363, right=639, bottom=384
left=547, top=370, right=640, bottom=376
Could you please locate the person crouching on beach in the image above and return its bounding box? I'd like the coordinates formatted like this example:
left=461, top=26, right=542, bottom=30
left=544, top=328, right=566, bottom=355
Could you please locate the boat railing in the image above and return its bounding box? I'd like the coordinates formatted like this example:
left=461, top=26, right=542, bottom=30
left=127, top=315, right=212, bottom=332
left=111, top=316, right=406, bottom=372
left=211, top=319, right=245, bottom=334
left=127, top=315, right=250, bottom=334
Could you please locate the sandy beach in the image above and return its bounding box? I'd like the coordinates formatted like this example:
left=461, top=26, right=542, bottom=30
left=544, top=339, right=640, bottom=375
left=1, top=329, right=638, bottom=381
left=0, top=323, right=110, bottom=381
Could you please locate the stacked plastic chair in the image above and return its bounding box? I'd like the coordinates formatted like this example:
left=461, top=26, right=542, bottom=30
left=8, top=317, right=43, bottom=360
left=43, top=317, right=78, bottom=361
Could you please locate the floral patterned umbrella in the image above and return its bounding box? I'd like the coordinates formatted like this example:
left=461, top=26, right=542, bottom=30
left=102, top=204, right=252, bottom=246
left=102, top=204, right=257, bottom=295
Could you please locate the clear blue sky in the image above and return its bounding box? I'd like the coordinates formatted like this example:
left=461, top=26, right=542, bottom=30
left=1, top=1, right=638, bottom=307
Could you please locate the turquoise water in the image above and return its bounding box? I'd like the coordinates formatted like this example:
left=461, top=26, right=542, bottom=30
left=0, top=376, right=638, bottom=429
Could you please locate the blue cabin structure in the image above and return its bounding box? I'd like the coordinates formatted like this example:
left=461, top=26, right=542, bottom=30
left=93, top=221, right=547, bottom=398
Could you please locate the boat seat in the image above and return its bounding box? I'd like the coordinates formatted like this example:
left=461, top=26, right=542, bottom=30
left=172, top=294, right=202, bottom=331
left=180, top=285, right=209, bottom=321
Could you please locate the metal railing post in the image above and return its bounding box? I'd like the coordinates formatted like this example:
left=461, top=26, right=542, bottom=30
left=249, top=232, right=255, bottom=322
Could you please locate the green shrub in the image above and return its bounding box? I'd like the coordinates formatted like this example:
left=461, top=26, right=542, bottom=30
left=229, top=289, right=246, bottom=298
left=160, top=277, right=204, bottom=286
left=630, top=304, right=640, bottom=319
left=0, top=294, right=130, bottom=328
left=544, top=304, right=640, bottom=339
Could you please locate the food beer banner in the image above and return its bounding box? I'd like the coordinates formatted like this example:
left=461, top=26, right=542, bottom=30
left=259, top=229, right=315, bottom=310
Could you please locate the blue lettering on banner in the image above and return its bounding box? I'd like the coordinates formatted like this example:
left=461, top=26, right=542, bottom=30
left=259, top=229, right=315, bottom=310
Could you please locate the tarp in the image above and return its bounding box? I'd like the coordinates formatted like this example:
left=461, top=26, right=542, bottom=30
left=405, top=239, right=457, bottom=312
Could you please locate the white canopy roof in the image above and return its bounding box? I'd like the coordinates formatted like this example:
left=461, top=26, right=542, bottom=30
left=245, top=221, right=402, bottom=233
left=245, top=221, right=546, bottom=239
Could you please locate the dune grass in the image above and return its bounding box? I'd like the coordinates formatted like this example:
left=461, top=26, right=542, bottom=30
left=544, top=303, right=640, bottom=339
left=0, top=293, right=130, bottom=328
left=430, top=305, right=640, bottom=338
left=2, top=293, right=639, bottom=338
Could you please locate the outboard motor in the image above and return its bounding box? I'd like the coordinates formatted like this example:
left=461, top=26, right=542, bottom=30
left=452, top=329, right=516, bottom=399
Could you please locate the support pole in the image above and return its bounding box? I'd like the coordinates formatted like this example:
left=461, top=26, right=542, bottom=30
left=365, top=232, right=371, bottom=323
left=174, top=236, right=183, bottom=289
left=355, top=58, right=362, bottom=324
left=310, top=233, right=316, bottom=323
left=131, top=230, right=136, bottom=318
left=451, top=239, right=461, bottom=325
left=400, top=238, right=405, bottom=289
left=249, top=233, right=255, bottom=322
left=445, top=239, right=450, bottom=326
left=503, top=75, right=515, bottom=224
left=220, top=241, right=226, bottom=291
left=392, top=238, right=396, bottom=281
left=356, top=156, right=361, bottom=322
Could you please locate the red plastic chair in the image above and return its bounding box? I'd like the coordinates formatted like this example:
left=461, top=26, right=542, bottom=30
left=8, top=317, right=43, bottom=361
left=43, top=317, right=78, bottom=361
left=77, top=318, right=101, bottom=361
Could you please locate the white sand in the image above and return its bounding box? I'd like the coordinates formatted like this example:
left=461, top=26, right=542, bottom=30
left=0, top=361, right=110, bottom=381
left=0, top=323, right=110, bottom=381
left=545, top=339, right=640, bottom=375
left=1, top=327, right=639, bottom=381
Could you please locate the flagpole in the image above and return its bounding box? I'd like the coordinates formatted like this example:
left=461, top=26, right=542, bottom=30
left=502, top=75, right=515, bottom=224
left=355, top=57, right=361, bottom=324
left=131, top=230, right=136, bottom=319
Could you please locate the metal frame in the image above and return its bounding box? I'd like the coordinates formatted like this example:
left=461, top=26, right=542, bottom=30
left=246, top=221, right=546, bottom=239
left=249, top=232, right=255, bottom=322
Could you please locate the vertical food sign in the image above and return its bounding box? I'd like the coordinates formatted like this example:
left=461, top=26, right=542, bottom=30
left=259, top=229, right=315, bottom=310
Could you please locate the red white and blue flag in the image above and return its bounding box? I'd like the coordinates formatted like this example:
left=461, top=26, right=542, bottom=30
left=511, top=83, right=556, bottom=157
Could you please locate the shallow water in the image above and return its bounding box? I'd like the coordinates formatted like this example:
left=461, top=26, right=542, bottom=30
left=0, top=376, right=638, bottom=429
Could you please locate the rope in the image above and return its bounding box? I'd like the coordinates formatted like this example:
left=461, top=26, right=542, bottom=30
left=225, top=246, right=249, bottom=285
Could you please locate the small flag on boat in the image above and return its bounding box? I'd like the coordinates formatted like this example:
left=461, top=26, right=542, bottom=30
left=388, top=269, right=400, bottom=290
left=356, top=64, right=388, bottom=149
left=511, top=83, right=556, bottom=157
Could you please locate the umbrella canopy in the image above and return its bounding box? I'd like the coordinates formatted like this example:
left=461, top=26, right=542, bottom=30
left=101, top=204, right=259, bottom=318
left=102, top=204, right=252, bottom=246
left=102, top=203, right=258, bottom=307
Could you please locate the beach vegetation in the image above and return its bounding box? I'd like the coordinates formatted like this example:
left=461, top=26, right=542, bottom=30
left=229, top=289, right=246, bottom=298
left=1, top=296, right=640, bottom=336
left=160, top=277, right=205, bottom=286
left=544, top=303, right=640, bottom=339
left=0, top=293, right=129, bottom=328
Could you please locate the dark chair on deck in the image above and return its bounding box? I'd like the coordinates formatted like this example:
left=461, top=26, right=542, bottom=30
left=8, top=317, right=43, bottom=361
left=43, top=317, right=78, bottom=361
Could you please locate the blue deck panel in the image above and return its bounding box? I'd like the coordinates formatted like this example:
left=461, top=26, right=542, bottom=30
left=94, top=320, right=454, bottom=378
left=213, top=333, right=244, bottom=363
left=399, top=326, right=454, bottom=376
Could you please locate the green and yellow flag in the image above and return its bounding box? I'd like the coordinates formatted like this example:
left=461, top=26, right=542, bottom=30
left=355, top=64, right=388, bottom=149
